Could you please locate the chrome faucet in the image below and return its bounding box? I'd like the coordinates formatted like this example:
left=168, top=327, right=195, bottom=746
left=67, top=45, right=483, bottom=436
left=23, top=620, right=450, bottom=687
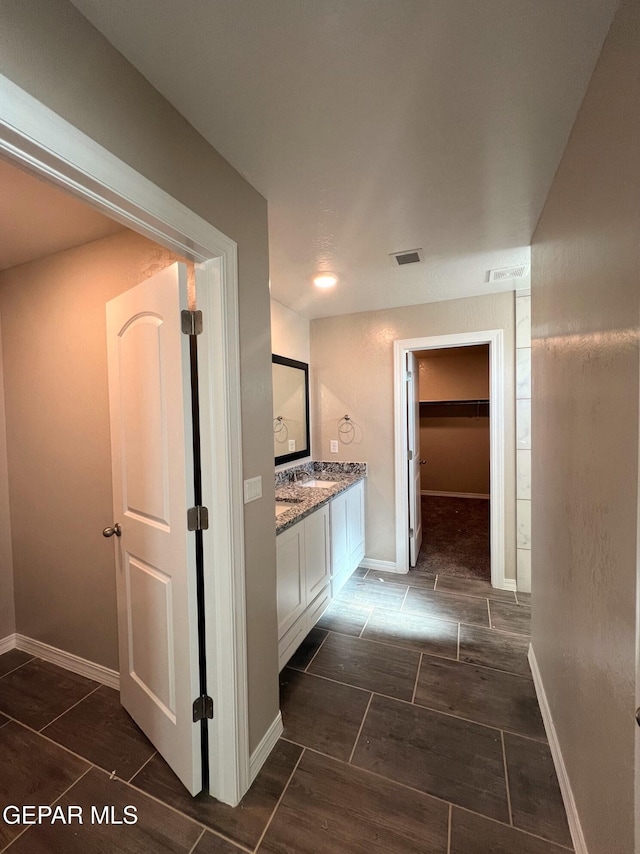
left=292, top=469, right=311, bottom=483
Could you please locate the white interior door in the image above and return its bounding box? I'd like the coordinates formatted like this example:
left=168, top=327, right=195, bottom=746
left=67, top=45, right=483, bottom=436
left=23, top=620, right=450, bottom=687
left=106, top=262, right=202, bottom=795
left=407, top=352, right=423, bottom=566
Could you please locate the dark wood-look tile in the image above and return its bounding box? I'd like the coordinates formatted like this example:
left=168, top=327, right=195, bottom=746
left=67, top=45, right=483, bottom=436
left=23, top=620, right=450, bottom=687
left=259, top=749, right=449, bottom=854
left=516, top=591, right=532, bottom=606
left=193, top=830, right=246, bottom=853
left=132, top=740, right=302, bottom=850
left=0, top=721, right=90, bottom=847
left=42, top=685, right=154, bottom=780
left=351, top=695, right=509, bottom=822
left=0, top=711, right=8, bottom=727
left=0, top=649, right=34, bottom=677
left=362, top=607, right=458, bottom=659
left=414, top=656, right=546, bottom=740
left=366, top=568, right=435, bottom=591
left=279, top=668, right=371, bottom=760
left=336, top=576, right=408, bottom=610
left=489, top=601, right=531, bottom=636
left=504, top=733, right=572, bottom=847
left=435, top=576, right=517, bottom=603
left=7, top=767, right=203, bottom=854
left=352, top=566, right=368, bottom=577
left=450, top=807, right=572, bottom=854
left=317, top=599, right=373, bottom=637
left=0, top=659, right=98, bottom=730
left=286, top=627, right=328, bottom=671
left=307, top=632, right=420, bottom=701
left=459, top=624, right=531, bottom=677
left=403, top=588, right=490, bottom=628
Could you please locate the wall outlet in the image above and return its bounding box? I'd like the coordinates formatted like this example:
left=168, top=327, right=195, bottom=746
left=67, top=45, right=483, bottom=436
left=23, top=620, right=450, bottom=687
left=330, top=440, right=339, bottom=454
left=288, top=439, right=296, bottom=452
left=243, top=475, right=262, bottom=503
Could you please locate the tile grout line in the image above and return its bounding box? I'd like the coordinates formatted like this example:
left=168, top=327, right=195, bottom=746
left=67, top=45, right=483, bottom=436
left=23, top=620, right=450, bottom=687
left=357, top=610, right=374, bottom=640
left=0, top=765, right=93, bottom=853
left=252, top=748, right=306, bottom=852
left=399, top=586, right=410, bottom=611
left=303, top=631, right=331, bottom=672
left=0, top=655, right=37, bottom=682
left=187, top=828, right=206, bottom=854
left=39, top=684, right=103, bottom=733
left=447, top=803, right=453, bottom=854
left=433, top=574, right=439, bottom=590
left=456, top=623, right=460, bottom=661
left=277, top=736, right=571, bottom=851
left=501, top=730, right=514, bottom=826
left=348, top=692, right=374, bottom=764
left=486, top=598, right=492, bottom=630
left=127, top=749, right=157, bottom=783
left=410, top=654, right=422, bottom=704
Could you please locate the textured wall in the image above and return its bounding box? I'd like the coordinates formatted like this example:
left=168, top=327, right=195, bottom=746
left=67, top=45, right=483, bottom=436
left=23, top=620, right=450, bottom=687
left=515, top=292, right=532, bottom=592
left=0, top=0, right=277, bottom=752
left=310, top=292, right=515, bottom=575
left=0, top=315, right=15, bottom=639
left=531, top=1, right=640, bottom=850
left=0, top=231, right=187, bottom=668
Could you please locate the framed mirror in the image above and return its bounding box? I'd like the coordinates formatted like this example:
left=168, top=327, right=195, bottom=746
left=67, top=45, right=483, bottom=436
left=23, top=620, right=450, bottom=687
left=272, top=354, right=310, bottom=464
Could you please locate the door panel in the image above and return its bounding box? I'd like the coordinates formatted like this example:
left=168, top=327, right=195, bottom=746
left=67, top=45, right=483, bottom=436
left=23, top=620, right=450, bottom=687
left=106, top=262, right=201, bottom=795
left=408, top=352, right=423, bottom=565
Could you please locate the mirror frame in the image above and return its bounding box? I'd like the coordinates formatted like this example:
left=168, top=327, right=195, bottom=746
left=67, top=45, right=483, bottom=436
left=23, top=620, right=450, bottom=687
left=272, top=354, right=311, bottom=465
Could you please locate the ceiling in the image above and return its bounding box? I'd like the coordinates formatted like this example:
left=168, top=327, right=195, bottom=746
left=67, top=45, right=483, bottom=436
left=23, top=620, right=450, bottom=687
left=69, top=0, right=618, bottom=318
left=0, top=158, right=123, bottom=272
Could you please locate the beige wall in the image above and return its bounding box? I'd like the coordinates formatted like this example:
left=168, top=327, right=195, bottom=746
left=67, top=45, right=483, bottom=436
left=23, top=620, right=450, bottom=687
left=418, top=346, right=490, bottom=494
left=0, top=0, right=277, bottom=752
left=0, top=230, right=183, bottom=668
left=531, top=1, right=639, bottom=851
left=270, top=299, right=310, bottom=364
left=311, top=292, right=515, bottom=573
left=0, top=316, right=15, bottom=638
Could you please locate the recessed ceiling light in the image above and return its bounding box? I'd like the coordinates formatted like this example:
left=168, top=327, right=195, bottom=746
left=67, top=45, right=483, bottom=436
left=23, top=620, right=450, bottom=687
left=313, top=273, right=338, bottom=289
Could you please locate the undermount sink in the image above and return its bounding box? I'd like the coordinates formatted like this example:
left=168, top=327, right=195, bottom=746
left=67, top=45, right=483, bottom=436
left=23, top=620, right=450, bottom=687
left=299, top=479, right=340, bottom=489
left=276, top=502, right=294, bottom=517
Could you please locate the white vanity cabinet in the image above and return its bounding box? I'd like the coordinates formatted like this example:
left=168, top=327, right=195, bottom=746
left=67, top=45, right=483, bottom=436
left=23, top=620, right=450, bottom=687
left=330, top=480, right=365, bottom=595
left=276, top=505, right=331, bottom=669
left=276, top=479, right=365, bottom=670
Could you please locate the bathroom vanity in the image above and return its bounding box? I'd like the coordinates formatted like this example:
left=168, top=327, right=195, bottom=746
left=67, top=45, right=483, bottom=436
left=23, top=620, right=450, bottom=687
left=275, top=465, right=365, bottom=670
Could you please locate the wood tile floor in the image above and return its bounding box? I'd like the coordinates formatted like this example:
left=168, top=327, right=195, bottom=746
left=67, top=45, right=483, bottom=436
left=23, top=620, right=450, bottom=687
left=0, top=572, right=571, bottom=853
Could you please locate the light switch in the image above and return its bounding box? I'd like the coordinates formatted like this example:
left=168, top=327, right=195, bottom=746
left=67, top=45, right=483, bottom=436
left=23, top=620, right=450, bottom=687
left=330, top=440, right=339, bottom=453
left=243, top=475, right=262, bottom=503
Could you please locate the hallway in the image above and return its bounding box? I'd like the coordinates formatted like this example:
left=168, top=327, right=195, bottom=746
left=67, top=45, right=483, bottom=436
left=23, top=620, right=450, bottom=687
left=0, top=572, right=570, bottom=853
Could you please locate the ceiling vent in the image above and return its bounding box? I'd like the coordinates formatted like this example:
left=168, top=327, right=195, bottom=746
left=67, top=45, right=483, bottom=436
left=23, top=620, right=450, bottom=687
left=487, top=264, right=528, bottom=283
left=390, top=248, right=423, bottom=266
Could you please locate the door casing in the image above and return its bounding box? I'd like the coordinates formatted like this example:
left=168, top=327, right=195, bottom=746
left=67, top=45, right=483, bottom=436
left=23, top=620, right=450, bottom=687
left=0, top=73, right=250, bottom=805
left=393, top=330, right=508, bottom=590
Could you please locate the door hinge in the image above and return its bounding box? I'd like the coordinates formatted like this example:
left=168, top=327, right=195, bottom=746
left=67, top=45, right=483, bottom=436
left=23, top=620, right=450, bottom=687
left=181, top=309, right=203, bottom=336
left=405, top=370, right=412, bottom=382
left=187, top=505, right=209, bottom=531
left=409, top=527, right=414, bottom=537
left=193, top=695, right=214, bottom=722
left=407, top=450, right=414, bottom=461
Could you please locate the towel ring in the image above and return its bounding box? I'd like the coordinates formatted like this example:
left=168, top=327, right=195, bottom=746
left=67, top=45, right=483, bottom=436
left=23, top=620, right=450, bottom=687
left=338, top=414, right=354, bottom=435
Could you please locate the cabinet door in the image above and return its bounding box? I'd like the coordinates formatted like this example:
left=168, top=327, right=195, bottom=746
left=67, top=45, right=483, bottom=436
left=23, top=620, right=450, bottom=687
left=346, top=480, right=365, bottom=561
left=305, top=505, right=330, bottom=601
left=330, top=490, right=349, bottom=578
left=276, top=521, right=306, bottom=638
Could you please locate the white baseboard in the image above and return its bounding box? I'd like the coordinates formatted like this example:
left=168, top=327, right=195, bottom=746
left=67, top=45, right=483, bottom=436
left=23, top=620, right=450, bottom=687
left=528, top=645, right=587, bottom=854
left=249, top=712, right=283, bottom=784
left=501, top=578, right=517, bottom=592
left=0, top=633, right=17, bottom=655
left=14, top=634, right=119, bottom=690
left=421, top=490, right=490, bottom=499
left=360, top=558, right=399, bottom=573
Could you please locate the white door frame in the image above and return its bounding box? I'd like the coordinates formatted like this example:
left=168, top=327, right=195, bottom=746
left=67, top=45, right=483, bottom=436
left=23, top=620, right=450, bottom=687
left=0, top=74, right=250, bottom=805
left=393, top=330, right=507, bottom=589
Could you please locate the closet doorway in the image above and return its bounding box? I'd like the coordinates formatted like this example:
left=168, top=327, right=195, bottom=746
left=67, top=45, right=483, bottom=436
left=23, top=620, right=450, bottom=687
left=414, top=345, right=490, bottom=580
left=394, top=330, right=507, bottom=590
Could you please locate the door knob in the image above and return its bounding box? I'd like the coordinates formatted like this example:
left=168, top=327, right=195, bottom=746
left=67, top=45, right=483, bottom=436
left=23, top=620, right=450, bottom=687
left=419, top=459, right=427, bottom=465
left=102, top=523, right=122, bottom=538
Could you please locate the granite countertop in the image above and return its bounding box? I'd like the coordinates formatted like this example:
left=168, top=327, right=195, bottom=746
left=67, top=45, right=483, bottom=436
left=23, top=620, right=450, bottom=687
left=275, top=472, right=365, bottom=534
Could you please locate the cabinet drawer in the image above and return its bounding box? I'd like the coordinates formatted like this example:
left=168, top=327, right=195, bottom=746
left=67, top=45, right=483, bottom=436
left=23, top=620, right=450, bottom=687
left=305, top=582, right=331, bottom=631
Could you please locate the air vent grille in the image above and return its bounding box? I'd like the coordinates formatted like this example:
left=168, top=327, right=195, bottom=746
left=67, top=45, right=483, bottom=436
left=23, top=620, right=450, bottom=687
left=390, top=248, right=423, bottom=266
left=488, top=264, right=528, bottom=283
